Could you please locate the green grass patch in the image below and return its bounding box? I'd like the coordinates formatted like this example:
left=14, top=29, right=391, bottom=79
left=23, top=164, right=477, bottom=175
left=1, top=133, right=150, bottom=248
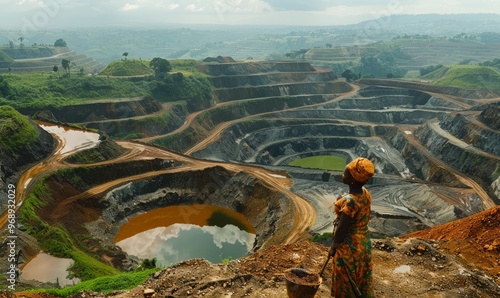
left=99, top=59, right=152, bottom=77
left=0, top=59, right=210, bottom=111
left=41, top=269, right=159, bottom=297
left=289, top=155, right=346, bottom=171
left=0, top=50, right=13, bottom=63
left=431, top=65, right=500, bottom=89
left=0, top=73, right=150, bottom=109
left=170, top=59, right=206, bottom=78
left=0, top=105, right=39, bottom=150
left=19, top=180, right=120, bottom=281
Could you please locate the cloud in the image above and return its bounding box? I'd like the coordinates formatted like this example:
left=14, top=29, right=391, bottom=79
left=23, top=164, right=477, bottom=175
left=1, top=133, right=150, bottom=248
left=186, top=3, right=204, bottom=12
left=204, top=224, right=255, bottom=250
left=1, top=0, right=499, bottom=28
left=167, top=3, right=179, bottom=10
left=116, top=224, right=255, bottom=264
left=122, top=3, right=140, bottom=11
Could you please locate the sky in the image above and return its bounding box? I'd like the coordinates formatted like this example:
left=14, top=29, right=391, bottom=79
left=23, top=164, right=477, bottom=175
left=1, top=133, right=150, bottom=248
left=1, top=0, right=500, bottom=29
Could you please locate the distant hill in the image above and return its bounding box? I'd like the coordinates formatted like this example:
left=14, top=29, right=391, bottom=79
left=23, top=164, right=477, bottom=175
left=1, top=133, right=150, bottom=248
left=306, top=37, right=500, bottom=75
left=99, top=59, right=152, bottom=76
left=0, top=46, right=104, bottom=74
left=352, top=13, right=500, bottom=37
left=428, top=65, right=500, bottom=90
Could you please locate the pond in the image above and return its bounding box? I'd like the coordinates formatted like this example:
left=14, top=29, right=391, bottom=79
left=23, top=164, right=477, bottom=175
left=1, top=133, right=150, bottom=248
left=115, top=205, right=256, bottom=266
left=38, top=122, right=100, bottom=155
left=20, top=252, right=80, bottom=286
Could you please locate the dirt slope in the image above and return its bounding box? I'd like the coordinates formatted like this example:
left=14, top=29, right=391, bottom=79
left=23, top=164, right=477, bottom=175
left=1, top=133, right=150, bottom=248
left=33, top=237, right=497, bottom=298
left=9, top=206, right=499, bottom=298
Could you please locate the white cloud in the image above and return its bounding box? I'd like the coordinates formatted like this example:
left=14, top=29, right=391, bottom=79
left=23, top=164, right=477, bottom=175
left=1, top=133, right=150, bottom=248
left=186, top=3, right=204, bottom=12
left=168, top=3, right=180, bottom=10
left=122, top=3, right=140, bottom=11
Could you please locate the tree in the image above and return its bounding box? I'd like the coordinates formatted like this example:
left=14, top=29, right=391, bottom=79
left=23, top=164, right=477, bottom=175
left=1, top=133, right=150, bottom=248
left=8, top=41, right=14, bottom=48
left=0, top=76, right=12, bottom=98
left=53, top=65, right=59, bottom=78
left=139, top=258, right=157, bottom=270
left=149, top=57, right=171, bottom=79
left=326, top=43, right=333, bottom=48
left=341, top=69, right=358, bottom=82
left=54, top=38, right=67, bottom=47
left=18, top=37, right=24, bottom=47
left=62, top=59, right=71, bottom=76
left=122, top=52, right=129, bottom=60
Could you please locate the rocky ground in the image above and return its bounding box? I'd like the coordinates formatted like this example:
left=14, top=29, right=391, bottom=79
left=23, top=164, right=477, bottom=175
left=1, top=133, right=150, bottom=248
left=5, top=206, right=498, bottom=298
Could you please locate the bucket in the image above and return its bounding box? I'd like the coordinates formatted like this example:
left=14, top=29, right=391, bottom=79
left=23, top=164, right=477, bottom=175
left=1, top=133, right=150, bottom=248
left=284, top=268, right=322, bottom=298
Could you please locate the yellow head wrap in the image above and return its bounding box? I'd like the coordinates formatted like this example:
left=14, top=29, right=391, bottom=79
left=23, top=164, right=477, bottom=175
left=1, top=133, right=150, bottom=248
left=346, top=157, right=375, bottom=184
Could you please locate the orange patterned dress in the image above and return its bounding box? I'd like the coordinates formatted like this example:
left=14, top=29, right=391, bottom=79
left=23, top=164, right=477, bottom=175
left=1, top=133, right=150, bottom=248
left=331, top=188, right=374, bottom=297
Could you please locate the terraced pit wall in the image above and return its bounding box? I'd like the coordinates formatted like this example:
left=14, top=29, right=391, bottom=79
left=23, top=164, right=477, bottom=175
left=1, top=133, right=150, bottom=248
left=22, top=96, right=162, bottom=123
left=95, top=166, right=292, bottom=251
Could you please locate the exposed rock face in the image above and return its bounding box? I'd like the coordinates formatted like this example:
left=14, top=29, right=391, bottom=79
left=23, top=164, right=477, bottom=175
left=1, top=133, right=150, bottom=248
left=0, top=120, right=55, bottom=209
left=357, top=78, right=500, bottom=98
left=197, top=60, right=348, bottom=103
left=478, top=104, right=500, bottom=129
left=189, top=81, right=498, bottom=237
left=414, top=120, right=499, bottom=203
left=21, top=96, right=163, bottom=123
left=197, top=61, right=317, bottom=76
left=440, top=112, right=499, bottom=156
left=86, top=104, right=188, bottom=138
left=89, top=166, right=292, bottom=251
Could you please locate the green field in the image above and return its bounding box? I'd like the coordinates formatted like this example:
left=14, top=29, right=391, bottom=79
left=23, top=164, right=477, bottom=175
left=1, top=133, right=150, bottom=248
left=430, top=65, right=500, bottom=90
left=289, top=155, right=346, bottom=171
left=99, top=59, right=152, bottom=76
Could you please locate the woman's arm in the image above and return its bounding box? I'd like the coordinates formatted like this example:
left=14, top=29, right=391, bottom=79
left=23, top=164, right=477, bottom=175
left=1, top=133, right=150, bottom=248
left=329, top=212, right=353, bottom=256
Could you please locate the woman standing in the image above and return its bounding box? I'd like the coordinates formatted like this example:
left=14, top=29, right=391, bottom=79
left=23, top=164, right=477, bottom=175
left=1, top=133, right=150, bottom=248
left=329, top=157, right=375, bottom=297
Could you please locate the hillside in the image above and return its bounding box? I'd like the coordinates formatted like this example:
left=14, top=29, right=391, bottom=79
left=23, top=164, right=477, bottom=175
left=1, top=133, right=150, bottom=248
left=0, top=58, right=498, bottom=297
left=0, top=105, right=55, bottom=221
left=429, top=65, right=500, bottom=90
left=8, top=211, right=500, bottom=297
left=305, top=37, right=500, bottom=75
left=99, top=60, right=152, bottom=77
left=0, top=46, right=104, bottom=74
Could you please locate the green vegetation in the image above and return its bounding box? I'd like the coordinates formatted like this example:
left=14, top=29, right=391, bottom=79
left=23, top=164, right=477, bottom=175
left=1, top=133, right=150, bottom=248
left=170, top=59, right=206, bottom=77
left=19, top=180, right=120, bottom=281
left=310, top=232, right=333, bottom=246
left=0, top=50, right=13, bottom=63
left=54, top=38, right=67, bottom=47
left=220, top=256, right=233, bottom=264
left=289, top=155, right=346, bottom=171
left=1, top=58, right=212, bottom=111
left=0, top=73, right=150, bottom=108
left=99, top=59, right=152, bottom=76
left=480, top=58, right=500, bottom=69
left=41, top=269, right=158, bottom=297
left=431, top=65, right=500, bottom=89
left=0, top=105, right=39, bottom=150
left=419, top=64, right=444, bottom=76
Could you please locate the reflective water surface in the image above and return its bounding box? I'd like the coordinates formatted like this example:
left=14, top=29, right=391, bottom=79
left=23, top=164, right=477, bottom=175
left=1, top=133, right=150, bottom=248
left=38, top=122, right=100, bottom=155
left=21, top=252, right=80, bottom=286
left=116, top=205, right=256, bottom=266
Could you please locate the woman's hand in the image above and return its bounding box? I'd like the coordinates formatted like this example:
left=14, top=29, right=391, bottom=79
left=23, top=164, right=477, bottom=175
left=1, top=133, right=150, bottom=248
left=329, top=242, right=340, bottom=257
